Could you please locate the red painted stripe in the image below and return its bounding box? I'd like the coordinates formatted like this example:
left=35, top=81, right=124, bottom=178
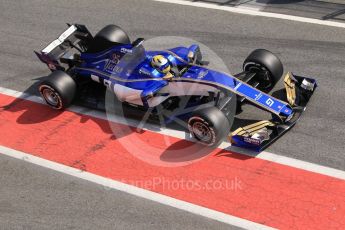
left=0, top=93, right=344, bottom=229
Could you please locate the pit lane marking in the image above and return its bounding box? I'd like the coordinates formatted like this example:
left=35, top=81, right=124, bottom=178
left=0, top=145, right=273, bottom=230
left=153, top=0, right=345, bottom=29
left=0, top=86, right=344, bottom=181
left=1, top=88, right=345, bottom=229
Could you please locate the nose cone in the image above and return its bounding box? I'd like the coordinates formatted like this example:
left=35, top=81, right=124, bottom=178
left=183, top=66, right=237, bottom=88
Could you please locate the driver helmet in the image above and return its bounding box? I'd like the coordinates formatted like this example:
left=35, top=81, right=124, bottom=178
left=151, top=55, right=171, bottom=74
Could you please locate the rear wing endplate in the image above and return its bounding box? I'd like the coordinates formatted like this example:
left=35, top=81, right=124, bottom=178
left=34, top=24, right=92, bottom=71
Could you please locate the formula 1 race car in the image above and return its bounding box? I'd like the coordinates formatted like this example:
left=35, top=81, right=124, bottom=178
left=35, top=24, right=317, bottom=151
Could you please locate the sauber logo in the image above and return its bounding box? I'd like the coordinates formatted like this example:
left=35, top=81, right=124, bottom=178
left=121, top=48, right=132, bottom=53
left=139, top=68, right=151, bottom=76
left=244, top=137, right=261, bottom=145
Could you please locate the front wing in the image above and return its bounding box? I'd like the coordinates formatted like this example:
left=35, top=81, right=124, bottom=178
left=230, top=72, right=317, bottom=152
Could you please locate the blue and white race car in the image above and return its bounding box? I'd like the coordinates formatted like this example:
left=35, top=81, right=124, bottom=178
left=35, top=24, right=317, bottom=151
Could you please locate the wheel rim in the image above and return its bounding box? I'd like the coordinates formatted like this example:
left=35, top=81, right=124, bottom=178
left=246, top=65, right=273, bottom=90
left=42, top=88, right=59, bottom=106
left=192, top=121, right=212, bottom=143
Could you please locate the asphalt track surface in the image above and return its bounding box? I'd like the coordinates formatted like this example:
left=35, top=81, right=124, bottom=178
left=0, top=0, right=345, bottom=229
left=189, top=0, right=345, bottom=22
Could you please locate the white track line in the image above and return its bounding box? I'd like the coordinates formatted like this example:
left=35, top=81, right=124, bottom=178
left=153, top=0, right=345, bottom=29
left=234, top=0, right=267, bottom=12
left=0, top=145, right=274, bottom=230
left=1, top=86, right=345, bottom=181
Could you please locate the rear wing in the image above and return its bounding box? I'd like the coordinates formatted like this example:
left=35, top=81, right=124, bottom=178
left=34, top=24, right=92, bottom=71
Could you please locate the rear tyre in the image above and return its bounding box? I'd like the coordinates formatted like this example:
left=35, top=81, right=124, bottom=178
left=39, top=70, right=76, bottom=110
left=95, top=24, right=130, bottom=44
left=87, top=25, right=131, bottom=53
left=188, top=107, right=230, bottom=147
left=243, top=49, right=283, bottom=92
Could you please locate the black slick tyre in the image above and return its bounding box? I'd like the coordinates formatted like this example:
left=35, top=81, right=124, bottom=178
left=188, top=107, right=230, bottom=147
left=38, top=70, right=76, bottom=110
left=243, top=49, right=284, bottom=92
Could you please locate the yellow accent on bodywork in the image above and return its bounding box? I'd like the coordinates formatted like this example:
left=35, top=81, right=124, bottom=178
left=284, top=72, right=296, bottom=106
left=231, top=120, right=275, bottom=137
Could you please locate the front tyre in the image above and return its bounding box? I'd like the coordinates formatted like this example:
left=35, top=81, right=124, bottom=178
left=39, top=70, right=76, bottom=110
left=243, top=49, right=284, bottom=92
left=188, top=107, right=230, bottom=147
